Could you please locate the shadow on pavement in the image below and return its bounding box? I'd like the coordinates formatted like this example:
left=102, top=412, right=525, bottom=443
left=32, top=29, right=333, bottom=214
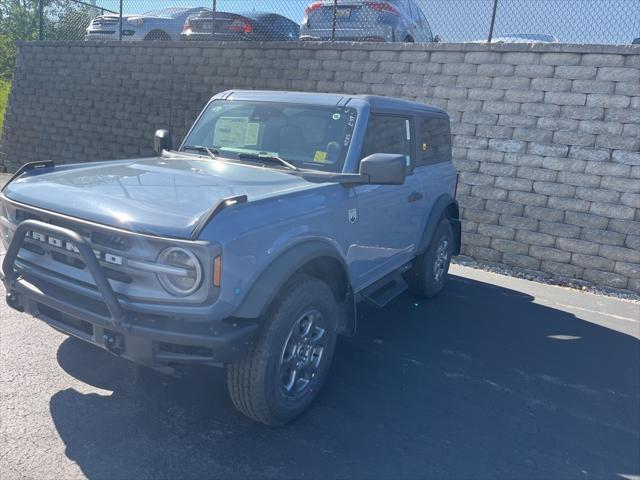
left=50, top=274, right=640, bottom=479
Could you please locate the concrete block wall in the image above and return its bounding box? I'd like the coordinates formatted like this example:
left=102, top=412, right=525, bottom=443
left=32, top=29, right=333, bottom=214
left=1, top=41, right=639, bottom=293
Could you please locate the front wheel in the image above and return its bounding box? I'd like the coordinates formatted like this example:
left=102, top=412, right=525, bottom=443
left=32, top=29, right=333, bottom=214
left=406, top=217, right=453, bottom=298
left=226, top=274, right=339, bottom=425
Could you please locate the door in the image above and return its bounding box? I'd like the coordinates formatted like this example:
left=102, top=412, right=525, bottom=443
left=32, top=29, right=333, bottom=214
left=347, top=113, right=428, bottom=289
left=415, top=114, right=456, bottom=215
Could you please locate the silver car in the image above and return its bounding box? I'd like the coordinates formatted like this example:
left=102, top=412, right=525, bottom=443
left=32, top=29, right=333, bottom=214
left=299, top=0, right=437, bottom=42
left=85, top=6, right=209, bottom=41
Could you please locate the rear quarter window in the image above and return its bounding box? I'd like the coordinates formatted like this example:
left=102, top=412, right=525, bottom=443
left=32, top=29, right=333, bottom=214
left=417, top=116, right=451, bottom=166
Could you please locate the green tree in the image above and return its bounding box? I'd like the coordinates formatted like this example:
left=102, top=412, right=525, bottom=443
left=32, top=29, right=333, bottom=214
left=0, top=0, right=94, bottom=79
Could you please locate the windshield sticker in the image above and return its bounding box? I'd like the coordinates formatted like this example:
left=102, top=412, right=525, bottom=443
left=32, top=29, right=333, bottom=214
left=344, top=133, right=352, bottom=147
left=245, top=122, right=261, bottom=145
left=214, top=117, right=250, bottom=146
left=314, top=150, right=328, bottom=163
left=332, top=113, right=341, bottom=120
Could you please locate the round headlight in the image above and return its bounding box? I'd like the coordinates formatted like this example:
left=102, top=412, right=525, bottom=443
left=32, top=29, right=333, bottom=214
left=156, top=247, right=202, bottom=296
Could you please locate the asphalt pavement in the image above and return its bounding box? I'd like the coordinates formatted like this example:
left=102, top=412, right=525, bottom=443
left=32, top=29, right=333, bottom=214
left=1, top=256, right=639, bottom=479
left=1, top=171, right=639, bottom=478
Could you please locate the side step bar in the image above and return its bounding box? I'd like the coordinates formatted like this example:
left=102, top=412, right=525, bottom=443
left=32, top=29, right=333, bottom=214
left=359, top=265, right=411, bottom=308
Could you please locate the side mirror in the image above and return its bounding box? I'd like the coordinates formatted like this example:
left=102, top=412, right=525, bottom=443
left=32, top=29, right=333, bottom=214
left=154, top=129, right=172, bottom=154
left=359, top=153, right=407, bottom=185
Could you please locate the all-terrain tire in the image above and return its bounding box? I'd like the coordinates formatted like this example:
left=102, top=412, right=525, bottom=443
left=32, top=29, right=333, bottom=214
left=405, top=217, right=454, bottom=298
left=226, top=274, right=339, bottom=426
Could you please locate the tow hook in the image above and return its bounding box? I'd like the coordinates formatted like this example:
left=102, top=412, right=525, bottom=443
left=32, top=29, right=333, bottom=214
left=6, top=292, right=24, bottom=312
left=103, top=330, right=125, bottom=355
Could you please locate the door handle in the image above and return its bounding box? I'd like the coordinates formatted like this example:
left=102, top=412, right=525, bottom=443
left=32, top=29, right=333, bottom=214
left=408, top=191, right=423, bottom=203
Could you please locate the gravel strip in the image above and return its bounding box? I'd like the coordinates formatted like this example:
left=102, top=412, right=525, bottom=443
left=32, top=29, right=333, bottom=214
left=452, top=256, right=640, bottom=303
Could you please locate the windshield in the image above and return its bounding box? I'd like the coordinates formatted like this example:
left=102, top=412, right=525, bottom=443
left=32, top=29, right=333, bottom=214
left=182, top=100, right=358, bottom=173
left=143, top=7, right=191, bottom=18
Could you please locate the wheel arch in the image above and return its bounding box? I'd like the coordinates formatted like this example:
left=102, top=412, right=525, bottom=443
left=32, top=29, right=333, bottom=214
left=417, top=194, right=461, bottom=256
left=144, top=29, right=171, bottom=40
left=233, top=240, right=351, bottom=323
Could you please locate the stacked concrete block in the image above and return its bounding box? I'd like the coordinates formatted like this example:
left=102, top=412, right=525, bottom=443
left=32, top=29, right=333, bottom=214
left=1, top=41, right=638, bottom=292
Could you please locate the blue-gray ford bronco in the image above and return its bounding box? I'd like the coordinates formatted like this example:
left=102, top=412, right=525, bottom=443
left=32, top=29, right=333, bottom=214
left=1, top=90, right=460, bottom=425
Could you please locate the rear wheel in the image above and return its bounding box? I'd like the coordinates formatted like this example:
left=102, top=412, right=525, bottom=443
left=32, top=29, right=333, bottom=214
left=144, top=30, right=171, bottom=41
left=403, top=35, right=415, bottom=43
left=226, top=274, right=339, bottom=425
left=406, top=217, right=453, bottom=298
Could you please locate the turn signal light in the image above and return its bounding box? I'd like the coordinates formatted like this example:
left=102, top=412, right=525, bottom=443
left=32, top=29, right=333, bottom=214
left=213, top=255, right=222, bottom=287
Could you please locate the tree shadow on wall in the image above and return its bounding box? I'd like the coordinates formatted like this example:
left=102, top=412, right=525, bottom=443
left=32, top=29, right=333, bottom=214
left=49, top=274, right=640, bottom=479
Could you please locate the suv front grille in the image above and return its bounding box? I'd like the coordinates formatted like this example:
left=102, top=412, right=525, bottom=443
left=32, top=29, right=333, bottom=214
left=91, top=230, right=131, bottom=252
left=92, top=18, right=119, bottom=27
left=10, top=208, right=135, bottom=286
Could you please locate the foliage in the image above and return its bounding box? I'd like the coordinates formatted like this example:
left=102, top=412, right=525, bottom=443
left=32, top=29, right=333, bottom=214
left=0, top=79, right=10, bottom=135
left=0, top=1, right=94, bottom=79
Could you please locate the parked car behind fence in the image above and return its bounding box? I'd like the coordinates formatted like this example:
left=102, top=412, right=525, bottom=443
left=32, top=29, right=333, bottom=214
left=86, top=6, right=209, bottom=41
left=299, top=0, right=438, bottom=42
left=181, top=11, right=300, bottom=42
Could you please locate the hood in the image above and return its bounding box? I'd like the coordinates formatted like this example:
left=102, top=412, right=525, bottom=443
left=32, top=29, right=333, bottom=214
left=3, top=157, right=317, bottom=239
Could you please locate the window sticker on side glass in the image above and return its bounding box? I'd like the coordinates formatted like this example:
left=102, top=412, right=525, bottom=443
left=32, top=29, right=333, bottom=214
left=214, top=117, right=254, bottom=147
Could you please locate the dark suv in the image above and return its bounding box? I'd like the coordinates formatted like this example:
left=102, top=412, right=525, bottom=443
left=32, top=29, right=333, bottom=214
left=300, top=0, right=437, bottom=42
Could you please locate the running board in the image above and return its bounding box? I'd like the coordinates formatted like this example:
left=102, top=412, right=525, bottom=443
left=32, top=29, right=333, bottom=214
left=359, top=270, right=409, bottom=309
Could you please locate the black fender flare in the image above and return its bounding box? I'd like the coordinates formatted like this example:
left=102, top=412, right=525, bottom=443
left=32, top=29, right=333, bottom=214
left=417, top=195, right=461, bottom=256
left=233, top=240, right=349, bottom=320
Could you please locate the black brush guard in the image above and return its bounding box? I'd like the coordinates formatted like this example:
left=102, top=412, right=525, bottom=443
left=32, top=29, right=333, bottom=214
left=2, top=219, right=126, bottom=326
left=1, top=219, right=259, bottom=368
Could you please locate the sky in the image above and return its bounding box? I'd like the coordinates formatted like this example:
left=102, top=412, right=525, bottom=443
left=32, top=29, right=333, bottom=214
left=90, top=0, right=639, bottom=44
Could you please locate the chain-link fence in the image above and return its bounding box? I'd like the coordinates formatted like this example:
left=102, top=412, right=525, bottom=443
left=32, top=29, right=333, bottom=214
left=17, top=0, right=640, bottom=44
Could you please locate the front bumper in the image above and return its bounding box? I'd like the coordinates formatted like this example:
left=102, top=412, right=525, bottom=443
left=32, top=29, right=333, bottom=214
left=1, top=220, right=259, bottom=370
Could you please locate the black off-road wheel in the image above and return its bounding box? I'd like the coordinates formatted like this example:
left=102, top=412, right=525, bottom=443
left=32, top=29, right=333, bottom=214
left=406, top=217, right=454, bottom=298
left=226, top=274, right=339, bottom=426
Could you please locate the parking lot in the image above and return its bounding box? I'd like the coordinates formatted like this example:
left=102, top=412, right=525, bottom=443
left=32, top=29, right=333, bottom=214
left=1, top=239, right=639, bottom=479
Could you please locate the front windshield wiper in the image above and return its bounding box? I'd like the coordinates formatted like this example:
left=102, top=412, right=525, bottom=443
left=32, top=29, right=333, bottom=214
left=182, top=145, right=219, bottom=159
left=237, top=153, right=299, bottom=171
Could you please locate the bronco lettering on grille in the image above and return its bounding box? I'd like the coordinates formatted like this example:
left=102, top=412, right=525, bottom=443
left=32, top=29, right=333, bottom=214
left=26, top=230, right=124, bottom=266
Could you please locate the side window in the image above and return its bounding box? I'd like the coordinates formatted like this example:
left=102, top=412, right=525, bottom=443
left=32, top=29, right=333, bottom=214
left=361, top=114, right=413, bottom=167
left=417, top=116, right=451, bottom=166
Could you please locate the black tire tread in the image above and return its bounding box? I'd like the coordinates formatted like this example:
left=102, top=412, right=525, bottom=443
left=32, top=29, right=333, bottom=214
left=406, top=217, right=453, bottom=298
left=227, top=274, right=336, bottom=425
